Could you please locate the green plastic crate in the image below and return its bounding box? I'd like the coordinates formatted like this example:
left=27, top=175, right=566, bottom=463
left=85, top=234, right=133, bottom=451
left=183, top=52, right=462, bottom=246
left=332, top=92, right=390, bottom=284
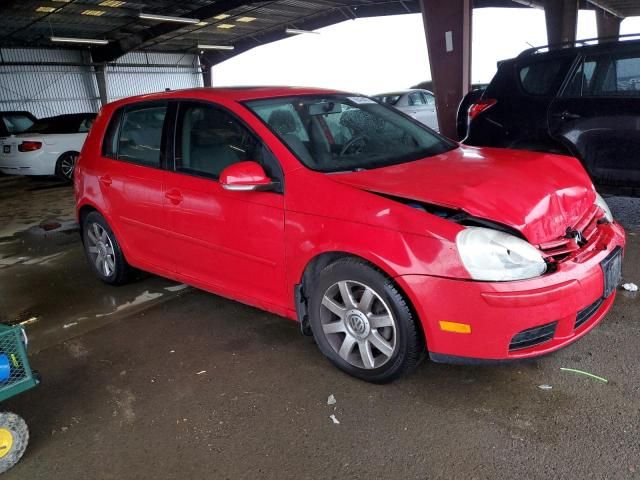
left=0, top=324, right=38, bottom=403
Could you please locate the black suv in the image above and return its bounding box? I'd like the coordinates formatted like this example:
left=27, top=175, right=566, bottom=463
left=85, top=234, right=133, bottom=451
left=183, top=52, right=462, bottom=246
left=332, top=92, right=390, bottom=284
left=463, top=37, right=640, bottom=193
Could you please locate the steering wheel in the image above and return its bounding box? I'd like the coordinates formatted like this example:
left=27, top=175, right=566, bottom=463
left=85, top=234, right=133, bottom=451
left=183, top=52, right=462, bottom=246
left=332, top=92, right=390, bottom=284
left=339, top=135, right=367, bottom=156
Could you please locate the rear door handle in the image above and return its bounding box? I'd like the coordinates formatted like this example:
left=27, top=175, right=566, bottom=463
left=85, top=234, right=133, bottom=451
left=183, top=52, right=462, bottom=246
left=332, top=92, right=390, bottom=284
left=553, top=111, right=581, bottom=120
left=165, top=189, right=183, bottom=205
left=99, top=175, right=112, bottom=187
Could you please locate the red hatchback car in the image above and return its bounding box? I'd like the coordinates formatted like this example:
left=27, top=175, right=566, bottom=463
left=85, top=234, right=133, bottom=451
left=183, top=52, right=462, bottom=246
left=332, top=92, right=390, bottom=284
left=75, top=87, right=625, bottom=383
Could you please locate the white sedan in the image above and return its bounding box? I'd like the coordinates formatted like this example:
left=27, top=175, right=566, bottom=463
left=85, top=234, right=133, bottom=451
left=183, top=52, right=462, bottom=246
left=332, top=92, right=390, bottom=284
left=373, top=89, right=439, bottom=132
left=0, top=113, right=95, bottom=181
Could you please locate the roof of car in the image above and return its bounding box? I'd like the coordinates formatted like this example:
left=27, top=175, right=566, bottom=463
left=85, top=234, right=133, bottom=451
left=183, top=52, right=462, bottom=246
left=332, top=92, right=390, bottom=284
left=509, top=36, right=640, bottom=63
left=374, top=89, right=433, bottom=96
left=107, top=86, right=346, bottom=109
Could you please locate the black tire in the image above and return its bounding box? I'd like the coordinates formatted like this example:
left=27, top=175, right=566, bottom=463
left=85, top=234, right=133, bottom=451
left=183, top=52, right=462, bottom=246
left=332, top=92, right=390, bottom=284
left=82, top=211, right=133, bottom=285
left=54, top=151, right=79, bottom=182
left=0, top=412, right=29, bottom=474
left=308, top=257, right=424, bottom=383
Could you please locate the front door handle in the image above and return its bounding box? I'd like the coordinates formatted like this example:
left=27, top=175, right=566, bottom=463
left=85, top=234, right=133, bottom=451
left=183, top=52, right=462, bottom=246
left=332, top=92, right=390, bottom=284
left=553, top=111, right=581, bottom=121
left=99, top=175, right=112, bottom=187
left=165, top=189, right=183, bottom=205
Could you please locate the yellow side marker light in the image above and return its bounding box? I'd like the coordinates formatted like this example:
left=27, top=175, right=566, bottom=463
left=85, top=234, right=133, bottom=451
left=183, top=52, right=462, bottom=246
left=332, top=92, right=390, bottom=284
left=439, top=321, right=472, bottom=334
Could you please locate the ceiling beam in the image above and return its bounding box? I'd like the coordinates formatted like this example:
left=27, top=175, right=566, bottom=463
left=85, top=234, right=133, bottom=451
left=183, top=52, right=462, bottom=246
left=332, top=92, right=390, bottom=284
left=91, top=0, right=262, bottom=63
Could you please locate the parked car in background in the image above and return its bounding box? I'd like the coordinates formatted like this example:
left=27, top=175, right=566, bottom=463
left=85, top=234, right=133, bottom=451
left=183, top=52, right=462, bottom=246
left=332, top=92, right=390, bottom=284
left=0, top=112, right=95, bottom=181
left=0, top=111, right=36, bottom=137
left=463, top=37, right=640, bottom=193
left=76, top=87, right=624, bottom=383
left=373, top=89, right=439, bottom=131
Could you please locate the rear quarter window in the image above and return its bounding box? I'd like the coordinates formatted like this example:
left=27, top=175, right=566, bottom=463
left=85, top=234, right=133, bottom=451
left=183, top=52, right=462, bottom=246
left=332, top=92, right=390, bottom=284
left=518, top=57, right=569, bottom=96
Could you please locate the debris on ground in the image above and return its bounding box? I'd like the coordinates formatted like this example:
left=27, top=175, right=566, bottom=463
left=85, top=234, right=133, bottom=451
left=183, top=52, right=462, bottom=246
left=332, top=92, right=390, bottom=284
left=329, top=414, right=340, bottom=424
left=327, top=394, right=336, bottom=405
left=622, top=283, right=638, bottom=292
left=196, top=370, right=207, bottom=375
left=165, top=284, right=189, bottom=292
left=560, top=367, right=608, bottom=383
left=538, top=384, right=553, bottom=390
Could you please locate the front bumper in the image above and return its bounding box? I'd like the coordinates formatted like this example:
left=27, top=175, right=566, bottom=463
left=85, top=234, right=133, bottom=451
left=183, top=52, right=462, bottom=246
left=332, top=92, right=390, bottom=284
left=397, top=222, right=625, bottom=362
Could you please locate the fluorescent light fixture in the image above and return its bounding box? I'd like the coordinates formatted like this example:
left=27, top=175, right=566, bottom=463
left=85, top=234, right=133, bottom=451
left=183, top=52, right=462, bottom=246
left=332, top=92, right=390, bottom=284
left=285, top=28, right=319, bottom=35
left=236, top=16, right=256, bottom=23
left=50, top=36, right=109, bottom=45
left=198, top=44, right=234, bottom=50
left=214, top=14, right=230, bottom=20
left=196, top=21, right=209, bottom=26
left=138, top=12, right=200, bottom=24
left=99, top=0, right=125, bottom=7
left=36, top=6, right=58, bottom=13
left=217, top=24, right=235, bottom=29
left=82, top=9, right=106, bottom=16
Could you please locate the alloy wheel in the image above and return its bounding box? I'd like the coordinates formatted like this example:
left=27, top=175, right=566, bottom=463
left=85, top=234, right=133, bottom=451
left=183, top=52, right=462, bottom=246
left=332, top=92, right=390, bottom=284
left=60, top=154, right=77, bottom=180
left=86, top=222, right=116, bottom=277
left=319, top=280, right=397, bottom=369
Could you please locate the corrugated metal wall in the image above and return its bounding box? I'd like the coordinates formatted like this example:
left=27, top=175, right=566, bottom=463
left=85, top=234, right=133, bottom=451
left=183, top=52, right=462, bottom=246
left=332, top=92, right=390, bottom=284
left=0, top=48, right=203, bottom=118
left=106, top=52, right=203, bottom=102
left=0, top=49, right=100, bottom=118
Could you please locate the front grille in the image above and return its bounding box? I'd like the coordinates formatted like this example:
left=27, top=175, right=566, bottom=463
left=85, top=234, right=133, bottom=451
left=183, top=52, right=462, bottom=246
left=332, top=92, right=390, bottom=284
left=509, top=321, right=557, bottom=351
left=538, top=205, right=602, bottom=263
left=575, top=298, right=604, bottom=330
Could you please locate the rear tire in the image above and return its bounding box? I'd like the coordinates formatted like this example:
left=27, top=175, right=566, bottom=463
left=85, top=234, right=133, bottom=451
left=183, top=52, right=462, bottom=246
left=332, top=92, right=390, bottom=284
left=54, top=151, right=79, bottom=182
left=82, top=211, right=133, bottom=285
left=308, top=258, right=424, bottom=383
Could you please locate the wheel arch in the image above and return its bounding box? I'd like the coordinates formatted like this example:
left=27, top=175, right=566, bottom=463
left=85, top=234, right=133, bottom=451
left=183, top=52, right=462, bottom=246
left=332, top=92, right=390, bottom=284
left=295, top=251, right=425, bottom=346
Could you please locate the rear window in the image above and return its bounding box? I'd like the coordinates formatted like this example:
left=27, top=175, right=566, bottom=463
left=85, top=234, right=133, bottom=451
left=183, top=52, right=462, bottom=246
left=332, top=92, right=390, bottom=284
left=103, top=103, right=167, bottom=168
left=26, top=115, right=94, bottom=134
left=374, top=95, right=401, bottom=105
left=518, top=58, right=568, bottom=96
left=1, top=114, right=34, bottom=134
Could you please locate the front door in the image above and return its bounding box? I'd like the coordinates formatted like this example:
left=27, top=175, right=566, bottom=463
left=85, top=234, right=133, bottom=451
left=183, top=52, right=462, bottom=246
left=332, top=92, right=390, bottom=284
left=164, top=101, right=287, bottom=308
left=549, top=48, right=640, bottom=187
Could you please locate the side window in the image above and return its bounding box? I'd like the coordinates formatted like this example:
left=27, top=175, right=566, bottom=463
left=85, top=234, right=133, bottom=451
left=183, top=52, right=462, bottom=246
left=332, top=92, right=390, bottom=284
left=518, top=58, right=567, bottom=96
left=116, top=104, right=167, bottom=167
left=423, top=93, right=435, bottom=105
left=78, top=117, right=94, bottom=133
left=408, top=92, right=425, bottom=106
left=592, top=54, right=640, bottom=96
left=251, top=103, right=309, bottom=142
left=175, top=103, right=262, bottom=179
left=564, top=59, right=597, bottom=97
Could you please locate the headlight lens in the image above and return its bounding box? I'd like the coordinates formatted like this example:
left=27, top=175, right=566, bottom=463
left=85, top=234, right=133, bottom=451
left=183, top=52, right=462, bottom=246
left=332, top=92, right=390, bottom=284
left=594, top=192, right=613, bottom=222
left=456, top=227, right=547, bottom=281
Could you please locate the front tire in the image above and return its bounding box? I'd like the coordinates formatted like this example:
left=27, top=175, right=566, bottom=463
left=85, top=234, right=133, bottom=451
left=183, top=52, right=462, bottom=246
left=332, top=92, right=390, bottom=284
left=308, top=258, right=424, bottom=383
left=82, top=211, right=133, bottom=285
left=55, top=151, right=79, bottom=182
left=0, top=412, right=29, bottom=474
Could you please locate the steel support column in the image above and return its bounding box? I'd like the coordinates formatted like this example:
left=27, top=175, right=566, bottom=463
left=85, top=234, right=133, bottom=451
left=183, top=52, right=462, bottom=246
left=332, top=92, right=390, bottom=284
left=201, top=61, right=213, bottom=88
left=544, top=0, right=578, bottom=47
left=596, top=7, right=621, bottom=40
left=420, top=0, right=472, bottom=140
left=95, top=63, right=109, bottom=107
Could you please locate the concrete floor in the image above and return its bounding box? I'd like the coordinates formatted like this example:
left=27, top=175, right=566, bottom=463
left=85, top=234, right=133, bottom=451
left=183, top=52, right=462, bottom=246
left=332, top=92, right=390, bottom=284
left=1, top=176, right=639, bottom=479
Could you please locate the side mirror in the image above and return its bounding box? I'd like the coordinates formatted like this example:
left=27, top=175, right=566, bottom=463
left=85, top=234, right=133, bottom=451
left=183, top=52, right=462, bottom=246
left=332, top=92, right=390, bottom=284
left=219, top=161, right=278, bottom=192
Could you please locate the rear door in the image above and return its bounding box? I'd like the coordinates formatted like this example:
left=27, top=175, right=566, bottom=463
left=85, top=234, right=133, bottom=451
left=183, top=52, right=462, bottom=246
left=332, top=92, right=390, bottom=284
left=421, top=91, right=439, bottom=131
left=99, top=101, right=173, bottom=273
left=549, top=46, right=640, bottom=187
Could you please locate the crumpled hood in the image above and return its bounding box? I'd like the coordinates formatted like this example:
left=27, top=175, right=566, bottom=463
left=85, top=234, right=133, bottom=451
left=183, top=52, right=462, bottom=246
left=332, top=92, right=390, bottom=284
left=330, top=146, right=596, bottom=244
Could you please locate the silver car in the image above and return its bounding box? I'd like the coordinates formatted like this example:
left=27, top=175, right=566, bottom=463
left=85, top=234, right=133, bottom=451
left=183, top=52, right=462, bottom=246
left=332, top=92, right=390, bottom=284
left=373, top=89, right=439, bottom=132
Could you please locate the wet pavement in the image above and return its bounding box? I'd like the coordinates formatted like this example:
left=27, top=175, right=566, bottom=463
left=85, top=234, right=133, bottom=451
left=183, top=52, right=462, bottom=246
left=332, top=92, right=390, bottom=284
left=1, top=176, right=639, bottom=479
